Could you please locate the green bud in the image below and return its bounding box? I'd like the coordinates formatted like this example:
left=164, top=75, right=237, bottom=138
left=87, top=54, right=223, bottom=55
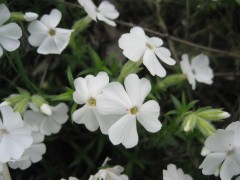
left=197, top=109, right=230, bottom=121
left=157, top=74, right=186, bottom=91
left=197, top=118, right=216, bottom=137
left=13, top=96, right=30, bottom=114
left=31, top=95, right=47, bottom=108
left=182, top=113, right=197, bottom=132
left=117, top=60, right=143, bottom=82
left=10, top=12, right=25, bottom=21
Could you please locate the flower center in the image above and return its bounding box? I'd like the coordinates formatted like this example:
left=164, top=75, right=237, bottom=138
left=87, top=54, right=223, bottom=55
left=0, top=129, right=9, bottom=136
left=49, top=29, right=56, bottom=36
left=146, top=43, right=154, bottom=50
left=192, top=69, right=196, bottom=75
left=130, top=106, right=138, bottom=115
left=88, top=97, right=96, bottom=107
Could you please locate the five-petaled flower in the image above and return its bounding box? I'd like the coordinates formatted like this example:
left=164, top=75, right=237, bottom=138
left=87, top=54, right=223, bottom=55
left=199, top=121, right=240, bottom=180
left=28, top=9, right=73, bottom=55
left=119, top=27, right=176, bottom=77
left=0, top=106, right=33, bottom=163
left=0, top=4, right=22, bottom=58
left=73, top=72, right=118, bottom=134
left=97, top=73, right=162, bottom=148
left=180, top=54, right=213, bottom=90
left=78, top=0, right=119, bottom=26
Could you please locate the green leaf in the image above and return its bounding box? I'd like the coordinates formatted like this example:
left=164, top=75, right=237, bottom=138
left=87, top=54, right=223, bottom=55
left=67, top=67, right=74, bottom=89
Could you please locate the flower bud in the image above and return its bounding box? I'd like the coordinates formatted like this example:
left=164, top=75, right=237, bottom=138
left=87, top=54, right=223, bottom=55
left=40, top=103, right=52, bottom=116
left=182, top=114, right=197, bottom=132
left=197, top=109, right=230, bottom=121
left=31, top=95, right=47, bottom=108
left=197, top=119, right=216, bottom=137
left=24, top=12, right=38, bottom=22
left=157, top=74, right=186, bottom=91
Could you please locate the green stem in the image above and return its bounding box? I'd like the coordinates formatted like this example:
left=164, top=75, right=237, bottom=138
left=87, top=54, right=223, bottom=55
left=3, top=163, right=11, bottom=180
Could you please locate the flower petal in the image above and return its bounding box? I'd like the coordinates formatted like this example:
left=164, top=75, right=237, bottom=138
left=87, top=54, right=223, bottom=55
left=0, top=4, right=10, bottom=26
left=148, top=37, right=163, bottom=47
left=137, top=100, right=161, bottom=133
left=98, top=1, right=119, bottom=20
left=78, top=0, right=97, bottom=21
left=226, top=121, right=240, bottom=147
left=40, top=116, right=62, bottom=135
left=118, top=27, right=147, bottom=61
left=50, top=103, right=69, bottom=124
left=199, top=152, right=226, bottom=175
left=97, top=13, right=116, bottom=26
left=143, top=49, right=166, bottom=77
left=1, top=106, right=23, bottom=130
left=0, top=46, right=3, bottom=57
left=73, top=77, right=89, bottom=104
left=220, top=154, right=240, bottom=180
left=154, top=47, right=176, bottom=65
left=72, top=105, right=99, bottom=132
left=24, top=111, right=43, bottom=131
left=124, top=73, right=151, bottom=106
left=41, top=9, right=62, bottom=28
left=97, top=82, right=132, bottom=115
left=108, top=114, right=138, bottom=148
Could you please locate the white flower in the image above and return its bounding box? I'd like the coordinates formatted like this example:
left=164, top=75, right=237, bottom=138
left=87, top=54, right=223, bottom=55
left=0, top=106, right=33, bottom=163
left=8, top=131, right=46, bottom=170
left=199, top=121, right=240, bottom=180
left=0, top=4, right=22, bottom=58
left=180, top=54, right=213, bottom=90
left=61, top=177, right=79, bottom=180
left=78, top=0, right=119, bottom=26
left=24, top=103, right=69, bottom=136
left=73, top=72, right=118, bottom=134
left=163, top=164, right=193, bottom=180
left=118, top=27, right=176, bottom=77
left=24, top=12, right=38, bottom=22
left=97, top=74, right=162, bottom=148
left=28, top=9, right=73, bottom=55
left=89, top=158, right=128, bottom=180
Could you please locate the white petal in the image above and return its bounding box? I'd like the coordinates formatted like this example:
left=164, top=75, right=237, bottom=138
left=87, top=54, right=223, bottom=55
left=73, top=77, right=89, bottom=104
left=220, top=155, right=240, bottom=180
left=97, top=13, right=116, bottom=26
left=94, top=109, right=119, bottom=135
left=0, top=106, right=23, bottom=130
left=0, top=4, right=10, bottom=26
left=41, top=9, right=62, bottom=28
left=118, top=27, right=147, bottom=61
left=143, top=49, right=166, bottom=77
left=148, top=37, right=163, bottom=47
left=0, top=23, right=22, bottom=51
left=40, top=116, right=62, bottom=135
left=28, top=143, right=46, bottom=163
left=78, top=0, right=97, bottom=21
left=24, top=111, right=43, bottom=131
left=8, top=159, right=32, bottom=170
left=137, top=100, right=161, bottom=133
left=97, top=82, right=132, bottom=115
left=0, top=46, right=3, bottom=57
left=73, top=105, right=99, bottom=132
left=87, top=71, right=109, bottom=97
left=180, top=54, right=196, bottom=90
left=98, top=1, right=119, bottom=20
left=205, top=129, right=235, bottom=152
left=108, top=114, right=138, bottom=148
left=28, top=21, right=48, bottom=47
left=50, top=103, right=69, bottom=124
left=163, top=164, right=193, bottom=180
left=199, top=152, right=226, bottom=175
left=32, top=131, right=45, bottom=143
left=24, top=12, right=38, bottom=22
left=154, top=47, right=176, bottom=65
left=226, top=121, right=240, bottom=147
left=124, top=73, right=151, bottom=106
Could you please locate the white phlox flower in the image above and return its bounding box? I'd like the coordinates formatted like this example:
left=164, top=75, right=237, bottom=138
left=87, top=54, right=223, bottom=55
left=0, top=106, right=33, bottom=163
left=24, top=12, right=38, bottom=22
left=97, top=73, right=162, bottom=148
left=199, top=121, right=240, bottom=180
left=180, top=54, right=213, bottom=90
left=0, top=4, right=22, bottom=57
left=89, top=157, right=128, bottom=180
left=8, top=131, right=46, bottom=170
left=163, top=164, right=193, bottom=180
left=24, top=103, right=69, bottom=136
left=118, top=27, right=176, bottom=77
left=73, top=72, right=118, bottom=134
left=28, top=9, right=73, bottom=55
left=78, top=0, right=119, bottom=26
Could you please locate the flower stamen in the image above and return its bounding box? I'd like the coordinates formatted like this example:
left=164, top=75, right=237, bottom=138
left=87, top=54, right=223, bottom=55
left=0, top=129, right=9, bottom=136
left=88, top=97, right=96, bottom=107
left=49, top=29, right=56, bottom=36
left=130, top=106, right=138, bottom=115
left=146, top=43, right=154, bottom=50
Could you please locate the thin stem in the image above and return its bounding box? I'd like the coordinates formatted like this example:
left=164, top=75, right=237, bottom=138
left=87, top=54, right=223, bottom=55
left=116, top=20, right=240, bottom=59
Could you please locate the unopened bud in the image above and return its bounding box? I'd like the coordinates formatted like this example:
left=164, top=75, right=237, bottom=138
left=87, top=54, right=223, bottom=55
left=197, top=119, right=216, bottom=137
left=182, top=114, right=197, bottom=132
left=197, top=109, right=230, bottom=121
left=40, top=103, right=52, bottom=116
left=24, top=12, right=38, bottom=22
